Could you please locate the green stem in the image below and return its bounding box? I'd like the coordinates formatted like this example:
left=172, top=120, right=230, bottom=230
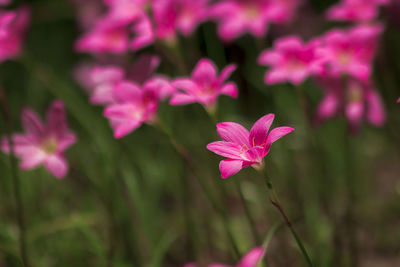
left=153, top=120, right=241, bottom=259
left=233, top=178, right=261, bottom=245
left=264, top=179, right=313, bottom=267
left=0, top=91, right=30, bottom=267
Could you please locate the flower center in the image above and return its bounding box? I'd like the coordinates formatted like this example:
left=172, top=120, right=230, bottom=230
left=244, top=5, right=259, bottom=19
left=338, top=52, right=351, bottom=66
left=41, top=138, right=58, bottom=154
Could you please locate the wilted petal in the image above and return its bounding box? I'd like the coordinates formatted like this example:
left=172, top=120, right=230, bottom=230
left=44, top=154, right=68, bottom=179
left=216, top=122, right=249, bottom=145
left=249, top=114, right=275, bottom=147
left=206, top=141, right=243, bottom=160
left=219, top=159, right=243, bottom=179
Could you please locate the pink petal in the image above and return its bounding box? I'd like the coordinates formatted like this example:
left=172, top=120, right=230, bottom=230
left=144, top=77, right=175, bottom=100
left=258, top=50, right=282, bottom=65
left=218, top=64, right=237, bottom=84
left=216, top=122, right=249, bottom=145
left=192, top=58, right=218, bottom=83
left=219, top=159, right=244, bottom=179
left=46, top=100, right=68, bottom=136
left=366, top=89, right=386, bottom=126
left=346, top=101, right=364, bottom=124
left=219, top=82, right=238, bottom=98
left=169, top=93, right=197, bottom=105
left=57, top=132, right=77, bottom=151
left=44, top=154, right=68, bottom=179
left=171, top=78, right=198, bottom=93
left=129, top=54, right=160, bottom=84
left=112, top=120, right=142, bottom=138
left=249, top=114, right=275, bottom=147
left=317, top=93, right=339, bottom=119
left=19, top=147, right=47, bottom=170
left=238, top=247, right=265, bottom=267
left=265, top=126, right=294, bottom=149
left=265, top=69, right=287, bottom=85
left=206, top=141, right=243, bottom=160
left=21, top=108, right=44, bottom=138
left=113, top=81, right=142, bottom=102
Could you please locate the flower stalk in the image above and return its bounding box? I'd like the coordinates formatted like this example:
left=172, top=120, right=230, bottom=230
left=262, top=177, right=313, bottom=267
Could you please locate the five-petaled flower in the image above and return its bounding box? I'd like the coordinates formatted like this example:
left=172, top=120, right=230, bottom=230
left=184, top=246, right=265, bottom=267
left=258, top=36, right=326, bottom=85
left=170, top=58, right=238, bottom=111
left=0, top=101, right=77, bottom=179
left=207, top=114, right=294, bottom=179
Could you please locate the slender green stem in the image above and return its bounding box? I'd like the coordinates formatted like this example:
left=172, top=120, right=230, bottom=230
left=233, top=178, right=261, bottom=245
left=153, top=120, right=241, bottom=259
left=263, top=177, right=313, bottom=267
left=0, top=91, right=30, bottom=267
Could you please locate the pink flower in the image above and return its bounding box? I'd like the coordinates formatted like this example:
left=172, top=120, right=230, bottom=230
left=326, top=0, right=389, bottom=23
left=318, top=24, right=383, bottom=81
left=397, top=97, right=400, bottom=103
left=265, top=0, right=302, bottom=24
left=185, top=247, right=265, bottom=267
left=75, top=64, right=125, bottom=105
left=258, top=36, right=326, bottom=85
left=170, top=58, right=238, bottom=110
left=69, top=0, right=105, bottom=30
left=104, top=78, right=174, bottom=138
left=315, top=74, right=386, bottom=133
left=0, top=6, right=30, bottom=63
left=0, top=101, right=77, bottom=179
left=103, top=0, right=148, bottom=24
left=207, top=114, right=294, bottom=179
left=210, top=0, right=271, bottom=41
left=152, top=0, right=210, bottom=42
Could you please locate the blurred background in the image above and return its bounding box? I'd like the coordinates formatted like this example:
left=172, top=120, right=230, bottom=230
left=0, top=0, right=400, bottom=266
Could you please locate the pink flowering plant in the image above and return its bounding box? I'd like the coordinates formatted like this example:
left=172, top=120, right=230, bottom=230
left=170, top=58, right=238, bottom=112
left=207, top=114, right=294, bottom=178
left=1, top=101, right=76, bottom=178
left=2, top=0, right=400, bottom=266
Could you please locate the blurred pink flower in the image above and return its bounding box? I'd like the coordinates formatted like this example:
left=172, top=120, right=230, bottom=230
left=326, top=0, right=389, bottom=22
left=0, top=6, right=30, bottom=63
left=152, top=0, right=210, bottom=42
left=265, top=0, right=302, bottom=24
left=185, top=247, right=265, bottom=267
left=207, top=114, right=294, bottom=178
left=0, top=101, right=77, bottom=179
left=397, top=98, right=400, bottom=103
left=318, top=24, right=383, bottom=81
left=258, top=36, right=325, bottom=85
left=170, top=58, right=238, bottom=110
left=316, top=74, right=386, bottom=133
left=104, top=78, right=174, bottom=138
left=210, top=0, right=271, bottom=41
left=75, top=0, right=154, bottom=54
left=75, top=64, right=125, bottom=105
